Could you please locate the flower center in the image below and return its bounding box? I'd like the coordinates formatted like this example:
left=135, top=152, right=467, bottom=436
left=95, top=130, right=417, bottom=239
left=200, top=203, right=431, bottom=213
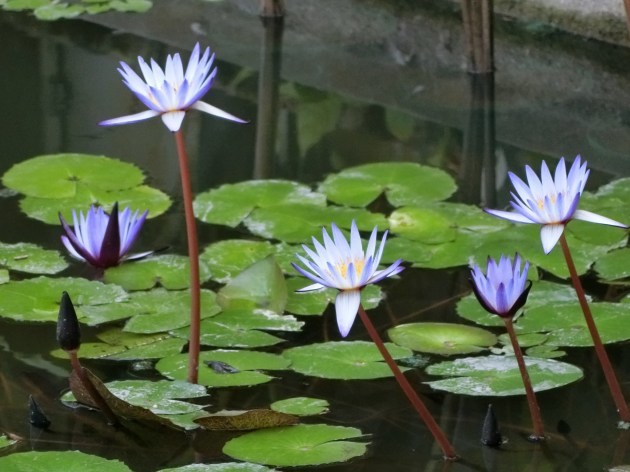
left=336, top=258, right=365, bottom=279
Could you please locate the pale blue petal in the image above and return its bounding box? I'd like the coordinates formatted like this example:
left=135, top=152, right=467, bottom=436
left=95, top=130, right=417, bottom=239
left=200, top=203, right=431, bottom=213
left=573, top=209, right=628, bottom=228
left=191, top=101, right=248, bottom=123
left=484, top=208, right=534, bottom=224
left=161, top=111, right=186, bottom=132
left=99, top=110, right=160, bottom=127
left=335, top=290, right=361, bottom=338
left=540, top=224, right=565, bottom=254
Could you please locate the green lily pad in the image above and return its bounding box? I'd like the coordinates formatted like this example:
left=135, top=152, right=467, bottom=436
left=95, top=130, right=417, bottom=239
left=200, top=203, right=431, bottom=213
left=22, top=184, right=171, bottom=225
left=201, top=240, right=276, bottom=283
left=104, top=254, right=213, bottom=291
left=270, top=397, right=329, bottom=416
left=194, top=180, right=326, bottom=227
left=122, top=288, right=221, bottom=334
left=0, top=276, right=127, bottom=322
left=380, top=236, right=434, bottom=266
left=497, top=332, right=548, bottom=348
left=243, top=204, right=388, bottom=243
left=594, top=248, right=630, bottom=281
left=318, top=162, right=456, bottom=207
left=2, top=153, right=143, bottom=198
left=195, top=409, right=298, bottom=431
left=0, top=242, right=67, bottom=275
left=283, top=341, right=412, bottom=380
left=156, top=350, right=290, bottom=387
left=223, top=424, right=367, bottom=467
left=218, top=256, right=287, bottom=314
left=387, top=322, right=497, bottom=355
left=385, top=109, right=415, bottom=141
left=171, top=318, right=286, bottom=349
left=525, top=345, right=566, bottom=359
left=158, top=463, right=277, bottom=472
left=515, top=302, right=630, bottom=347
left=0, top=450, right=132, bottom=471
left=388, top=207, right=457, bottom=244
left=34, top=2, right=84, bottom=19
left=0, top=434, right=17, bottom=450
left=425, top=355, right=583, bottom=396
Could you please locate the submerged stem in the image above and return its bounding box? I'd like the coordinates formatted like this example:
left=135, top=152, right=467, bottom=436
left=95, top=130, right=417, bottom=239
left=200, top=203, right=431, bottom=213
left=503, top=317, right=545, bottom=440
left=559, top=233, right=630, bottom=422
left=175, top=130, right=201, bottom=385
left=357, top=305, right=457, bottom=460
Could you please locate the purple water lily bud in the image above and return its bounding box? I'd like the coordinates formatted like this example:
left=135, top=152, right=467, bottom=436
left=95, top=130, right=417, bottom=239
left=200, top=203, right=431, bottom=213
left=57, top=291, right=80, bottom=352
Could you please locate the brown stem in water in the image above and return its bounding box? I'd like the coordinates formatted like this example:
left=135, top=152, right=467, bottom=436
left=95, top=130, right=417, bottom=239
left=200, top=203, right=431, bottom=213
left=357, top=305, right=457, bottom=460
left=503, top=317, right=545, bottom=439
left=559, top=233, right=630, bottom=422
left=175, top=130, right=201, bottom=384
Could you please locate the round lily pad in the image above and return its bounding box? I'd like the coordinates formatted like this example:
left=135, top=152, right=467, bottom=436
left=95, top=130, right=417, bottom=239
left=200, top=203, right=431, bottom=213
left=0, top=450, right=132, bottom=471
left=223, top=424, right=367, bottom=467
left=156, top=350, right=290, bottom=387
left=388, top=207, right=457, bottom=244
left=318, top=162, right=456, bottom=207
left=0, top=242, right=68, bottom=275
left=425, top=355, right=583, bottom=396
left=201, top=240, right=277, bottom=283
left=270, top=397, right=329, bottom=416
left=194, top=180, right=326, bottom=227
left=2, top=153, right=144, bottom=198
left=387, top=322, right=497, bottom=355
left=283, top=341, right=412, bottom=380
left=594, top=248, right=630, bottom=281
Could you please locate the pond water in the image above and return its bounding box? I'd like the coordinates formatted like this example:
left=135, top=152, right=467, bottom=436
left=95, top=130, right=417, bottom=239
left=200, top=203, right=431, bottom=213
left=2, top=2, right=630, bottom=471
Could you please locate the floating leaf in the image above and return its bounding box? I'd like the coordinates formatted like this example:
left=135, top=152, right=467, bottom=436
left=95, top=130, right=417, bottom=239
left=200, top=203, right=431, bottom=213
left=0, top=242, right=68, bottom=275
left=425, top=355, right=583, bottom=396
left=122, top=288, right=221, bottom=334
left=594, top=248, right=630, bottom=281
left=156, top=350, right=290, bottom=387
left=0, top=433, right=17, bottom=450
left=0, top=276, right=127, bottom=322
left=171, top=318, right=285, bottom=349
left=271, top=397, right=329, bottom=416
left=385, top=109, right=415, bottom=141
left=34, top=2, right=84, bottom=19
left=525, top=345, right=566, bottom=359
left=3, top=153, right=144, bottom=198
left=388, top=322, right=497, bottom=355
left=318, top=162, right=456, bottom=207
left=0, top=451, right=132, bottom=471
left=105, top=254, right=212, bottom=291
left=201, top=240, right=276, bottom=283
left=497, top=332, right=548, bottom=348
left=194, top=180, right=325, bottom=227
left=218, top=256, right=287, bottom=314
left=21, top=184, right=171, bottom=225
left=283, top=341, right=412, bottom=380
left=195, top=409, right=298, bottom=431
left=244, top=204, right=387, bottom=243
left=388, top=207, right=457, bottom=244
left=158, top=463, right=276, bottom=472
left=223, top=424, right=367, bottom=467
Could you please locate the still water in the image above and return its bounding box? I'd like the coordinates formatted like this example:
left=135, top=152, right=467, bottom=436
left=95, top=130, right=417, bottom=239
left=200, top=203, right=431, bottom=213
left=1, top=2, right=630, bottom=470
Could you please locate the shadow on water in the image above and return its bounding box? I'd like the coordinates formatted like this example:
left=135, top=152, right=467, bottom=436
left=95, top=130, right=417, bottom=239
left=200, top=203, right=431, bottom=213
left=1, top=1, right=630, bottom=470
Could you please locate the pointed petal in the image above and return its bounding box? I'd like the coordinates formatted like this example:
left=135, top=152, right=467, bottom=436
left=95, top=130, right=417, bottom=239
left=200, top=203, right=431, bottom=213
left=98, top=202, right=121, bottom=268
left=190, top=101, right=248, bottom=123
left=540, top=224, right=565, bottom=254
left=161, top=111, right=186, bottom=132
left=573, top=209, right=628, bottom=228
left=484, top=208, right=534, bottom=224
left=296, top=282, right=326, bottom=292
left=335, top=290, right=361, bottom=338
left=99, top=110, right=160, bottom=127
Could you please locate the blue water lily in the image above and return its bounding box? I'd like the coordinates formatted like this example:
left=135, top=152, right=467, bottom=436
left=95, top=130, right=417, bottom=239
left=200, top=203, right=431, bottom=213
left=99, top=43, right=246, bottom=132
left=59, top=203, right=150, bottom=268
left=485, top=156, right=627, bottom=254
left=292, top=221, right=404, bottom=337
left=470, top=254, right=531, bottom=318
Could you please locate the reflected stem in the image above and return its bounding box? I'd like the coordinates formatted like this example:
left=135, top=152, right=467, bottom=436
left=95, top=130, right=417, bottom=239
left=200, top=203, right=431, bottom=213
left=357, top=304, right=457, bottom=460
left=503, top=317, right=545, bottom=440
left=175, top=130, right=201, bottom=385
left=559, top=233, right=630, bottom=422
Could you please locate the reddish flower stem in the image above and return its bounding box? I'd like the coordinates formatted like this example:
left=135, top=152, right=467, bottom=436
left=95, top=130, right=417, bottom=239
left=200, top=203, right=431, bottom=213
left=503, top=317, right=545, bottom=439
left=559, top=233, right=630, bottom=422
left=175, top=130, right=201, bottom=385
left=357, top=305, right=457, bottom=460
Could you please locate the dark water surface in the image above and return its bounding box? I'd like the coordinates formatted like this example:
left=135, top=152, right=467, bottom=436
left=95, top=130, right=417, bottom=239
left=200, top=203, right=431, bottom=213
left=2, top=2, right=630, bottom=471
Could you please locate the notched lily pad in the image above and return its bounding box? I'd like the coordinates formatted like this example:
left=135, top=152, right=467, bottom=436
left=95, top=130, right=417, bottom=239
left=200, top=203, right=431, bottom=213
left=194, top=180, right=326, bottom=227
left=0, top=450, right=132, bottom=471
left=270, top=397, right=329, bottom=416
left=318, top=162, right=456, bottom=207
left=283, top=341, right=412, bottom=379
left=425, top=355, right=583, bottom=396
left=223, top=424, right=368, bottom=467
left=156, top=350, right=290, bottom=387
left=195, top=409, right=298, bottom=431
left=388, top=322, right=497, bottom=355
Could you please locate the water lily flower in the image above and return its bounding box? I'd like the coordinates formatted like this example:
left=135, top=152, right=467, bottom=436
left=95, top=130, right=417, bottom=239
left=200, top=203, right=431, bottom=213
left=485, top=156, right=628, bottom=254
left=470, top=254, right=531, bottom=318
left=59, top=202, right=150, bottom=268
left=99, top=43, right=246, bottom=132
left=292, top=221, right=404, bottom=337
